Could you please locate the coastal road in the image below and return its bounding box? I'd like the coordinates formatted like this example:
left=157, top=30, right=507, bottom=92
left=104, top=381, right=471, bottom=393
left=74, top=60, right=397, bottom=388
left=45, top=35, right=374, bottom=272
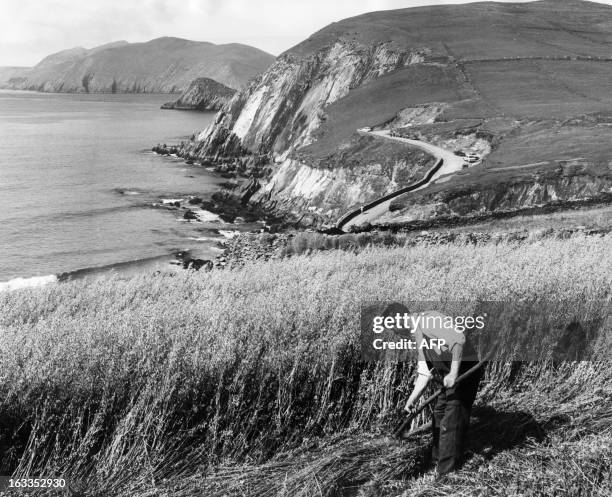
left=339, top=129, right=465, bottom=230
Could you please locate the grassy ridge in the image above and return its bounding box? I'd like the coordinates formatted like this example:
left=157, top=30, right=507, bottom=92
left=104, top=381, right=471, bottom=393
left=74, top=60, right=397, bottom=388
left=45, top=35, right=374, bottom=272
left=0, top=235, right=611, bottom=495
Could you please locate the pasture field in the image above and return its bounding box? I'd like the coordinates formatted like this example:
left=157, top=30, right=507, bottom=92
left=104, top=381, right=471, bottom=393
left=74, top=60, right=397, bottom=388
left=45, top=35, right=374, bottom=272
left=1, top=234, right=610, bottom=496
left=299, top=133, right=435, bottom=179
left=302, top=64, right=462, bottom=159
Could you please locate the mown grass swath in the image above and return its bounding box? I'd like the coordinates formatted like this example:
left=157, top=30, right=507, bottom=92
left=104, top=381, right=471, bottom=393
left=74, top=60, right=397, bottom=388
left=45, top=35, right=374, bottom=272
left=0, top=234, right=610, bottom=495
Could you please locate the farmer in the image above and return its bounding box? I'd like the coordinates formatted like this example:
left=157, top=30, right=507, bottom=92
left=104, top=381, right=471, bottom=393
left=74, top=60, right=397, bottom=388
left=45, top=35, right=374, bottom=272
left=402, top=310, right=482, bottom=477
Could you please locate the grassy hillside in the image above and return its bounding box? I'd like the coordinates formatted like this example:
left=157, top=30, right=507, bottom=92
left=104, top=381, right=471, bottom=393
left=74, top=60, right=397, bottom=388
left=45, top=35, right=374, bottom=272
left=1, top=234, right=610, bottom=495
left=3, top=37, right=275, bottom=93
left=289, top=0, right=612, bottom=60
left=302, top=65, right=463, bottom=160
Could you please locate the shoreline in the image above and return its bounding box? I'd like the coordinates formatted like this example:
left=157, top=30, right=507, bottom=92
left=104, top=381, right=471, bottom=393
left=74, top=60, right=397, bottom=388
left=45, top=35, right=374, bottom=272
left=151, top=144, right=288, bottom=229
left=5, top=222, right=607, bottom=293
left=0, top=146, right=281, bottom=291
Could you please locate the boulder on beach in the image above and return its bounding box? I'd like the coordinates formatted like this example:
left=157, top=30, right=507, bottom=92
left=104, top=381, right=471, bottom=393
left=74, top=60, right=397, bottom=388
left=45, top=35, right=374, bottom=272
left=183, top=210, right=198, bottom=220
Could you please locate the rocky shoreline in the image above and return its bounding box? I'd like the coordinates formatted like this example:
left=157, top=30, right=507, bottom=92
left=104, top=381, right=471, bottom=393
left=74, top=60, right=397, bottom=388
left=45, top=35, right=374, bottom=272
left=152, top=143, right=286, bottom=223
left=150, top=143, right=612, bottom=274
left=150, top=144, right=290, bottom=271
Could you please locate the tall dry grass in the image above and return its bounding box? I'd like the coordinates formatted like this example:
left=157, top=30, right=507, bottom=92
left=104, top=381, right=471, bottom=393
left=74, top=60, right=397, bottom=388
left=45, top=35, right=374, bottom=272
left=0, top=234, right=610, bottom=495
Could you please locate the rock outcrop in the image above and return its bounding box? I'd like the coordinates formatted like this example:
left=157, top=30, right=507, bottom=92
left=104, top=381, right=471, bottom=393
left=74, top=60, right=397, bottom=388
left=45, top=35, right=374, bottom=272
left=3, top=37, right=274, bottom=93
left=383, top=163, right=612, bottom=224
left=161, top=78, right=236, bottom=111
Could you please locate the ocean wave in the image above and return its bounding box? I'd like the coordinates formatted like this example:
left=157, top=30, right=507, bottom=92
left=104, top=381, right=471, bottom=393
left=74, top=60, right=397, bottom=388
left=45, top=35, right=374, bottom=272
left=36, top=204, right=143, bottom=222
left=186, top=236, right=224, bottom=248
left=0, top=274, right=58, bottom=292
left=187, top=236, right=214, bottom=242
left=218, top=230, right=241, bottom=239
left=114, top=188, right=144, bottom=196
left=193, top=209, right=222, bottom=222
left=57, top=254, right=172, bottom=281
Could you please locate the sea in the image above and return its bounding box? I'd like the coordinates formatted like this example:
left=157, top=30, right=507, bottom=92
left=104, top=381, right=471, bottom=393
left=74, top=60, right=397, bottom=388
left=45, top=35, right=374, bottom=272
left=0, top=90, right=246, bottom=289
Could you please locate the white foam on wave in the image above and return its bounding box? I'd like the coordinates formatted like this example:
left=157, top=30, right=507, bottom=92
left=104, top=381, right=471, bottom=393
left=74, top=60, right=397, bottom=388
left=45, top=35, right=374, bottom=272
left=0, top=274, right=58, bottom=292
left=194, top=209, right=222, bottom=222
left=187, top=236, right=224, bottom=248
left=219, top=230, right=241, bottom=239
left=161, top=198, right=184, bottom=204
left=188, top=236, right=214, bottom=242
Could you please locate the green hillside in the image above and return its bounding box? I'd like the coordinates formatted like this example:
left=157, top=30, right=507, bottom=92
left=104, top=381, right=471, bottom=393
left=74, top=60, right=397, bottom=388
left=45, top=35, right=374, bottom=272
left=289, top=0, right=612, bottom=60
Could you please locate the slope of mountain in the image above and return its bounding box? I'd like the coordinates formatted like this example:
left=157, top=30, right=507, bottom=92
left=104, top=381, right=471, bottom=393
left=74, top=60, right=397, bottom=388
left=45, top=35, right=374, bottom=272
left=161, top=77, right=236, bottom=111
left=3, top=37, right=275, bottom=93
left=180, top=0, right=612, bottom=227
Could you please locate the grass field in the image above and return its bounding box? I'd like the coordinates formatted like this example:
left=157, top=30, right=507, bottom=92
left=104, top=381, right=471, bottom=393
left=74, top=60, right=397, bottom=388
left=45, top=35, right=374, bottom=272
left=290, top=1, right=612, bottom=61
left=411, top=204, right=612, bottom=235
left=301, top=64, right=463, bottom=159
left=298, top=132, right=435, bottom=181
left=1, top=234, right=611, bottom=496
left=462, top=60, right=612, bottom=120
left=303, top=55, right=612, bottom=166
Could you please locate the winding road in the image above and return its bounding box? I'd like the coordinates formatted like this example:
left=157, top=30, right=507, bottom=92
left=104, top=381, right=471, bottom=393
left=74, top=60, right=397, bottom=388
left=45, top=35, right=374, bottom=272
left=338, top=129, right=465, bottom=231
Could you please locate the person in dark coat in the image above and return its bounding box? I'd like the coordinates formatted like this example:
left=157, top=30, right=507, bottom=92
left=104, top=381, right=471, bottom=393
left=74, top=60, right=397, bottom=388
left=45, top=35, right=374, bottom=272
left=403, top=311, right=482, bottom=477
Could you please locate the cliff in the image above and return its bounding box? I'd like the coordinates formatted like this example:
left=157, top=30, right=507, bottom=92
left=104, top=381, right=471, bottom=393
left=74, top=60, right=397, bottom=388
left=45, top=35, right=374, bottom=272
left=182, top=41, right=435, bottom=224
left=3, top=37, right=274, bottom=93
left=161, top=77, right=236, bottom=111
left=383, top=161, right=612, bottom=224
left=180, top=0, right=612, bottom=226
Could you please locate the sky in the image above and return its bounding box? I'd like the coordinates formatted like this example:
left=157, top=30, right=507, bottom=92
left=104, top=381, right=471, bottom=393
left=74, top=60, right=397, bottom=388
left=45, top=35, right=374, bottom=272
left=1, top=0, right=611, bottom=66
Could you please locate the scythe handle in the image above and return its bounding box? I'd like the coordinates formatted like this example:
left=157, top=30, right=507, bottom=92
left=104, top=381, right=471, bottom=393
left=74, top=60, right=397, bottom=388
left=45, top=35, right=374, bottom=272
left=393, top=347, right=496, bottom=439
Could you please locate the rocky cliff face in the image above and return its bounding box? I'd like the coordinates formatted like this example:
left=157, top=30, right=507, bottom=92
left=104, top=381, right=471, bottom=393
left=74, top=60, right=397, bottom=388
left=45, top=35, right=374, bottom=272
left=193, top=41, right=425, bottom=158
left=383, top=163, right=612, bottom=223
left=161, top=78, right=236, bottom=111
left=251, top=146, right=434, bottom=225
